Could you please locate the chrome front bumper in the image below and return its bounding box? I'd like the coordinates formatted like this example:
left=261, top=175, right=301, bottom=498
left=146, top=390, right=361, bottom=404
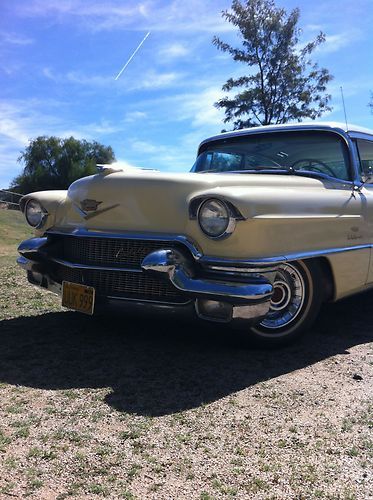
left=17, top=236, right=276, bottom=326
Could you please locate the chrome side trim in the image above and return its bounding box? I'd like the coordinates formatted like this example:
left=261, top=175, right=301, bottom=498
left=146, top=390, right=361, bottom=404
left=201, top=243, right=373, bottom=268
left=205, top=265, right=280, bottom=274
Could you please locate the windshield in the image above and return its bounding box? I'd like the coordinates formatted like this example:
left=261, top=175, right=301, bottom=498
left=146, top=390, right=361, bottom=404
left=192, top=131, right=350, bottom=181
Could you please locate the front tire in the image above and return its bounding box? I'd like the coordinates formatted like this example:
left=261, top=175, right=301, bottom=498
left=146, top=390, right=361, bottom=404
left=249, top=260, right=323, bottom=346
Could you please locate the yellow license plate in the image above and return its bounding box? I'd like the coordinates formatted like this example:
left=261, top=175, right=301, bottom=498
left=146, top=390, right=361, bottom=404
left=62, top=281, right=95, bottom=315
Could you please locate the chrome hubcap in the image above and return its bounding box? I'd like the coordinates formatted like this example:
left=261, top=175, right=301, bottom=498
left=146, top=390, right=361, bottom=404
left=260, top=263, right=305, bottom=330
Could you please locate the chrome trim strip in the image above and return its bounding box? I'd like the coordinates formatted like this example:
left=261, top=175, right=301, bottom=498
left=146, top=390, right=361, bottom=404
left=201, top=244, right=372, bottom=268
left=198, top=124, right=352, bottom=150
left=348, top=131, right=373, bottom=140
left=46, top=228, right=203, bottom=259
left=50, top=257, right=143, bottom=273
left=105, top=295, right=191, bottom=306
left=206, top=265, right=279, bottom=274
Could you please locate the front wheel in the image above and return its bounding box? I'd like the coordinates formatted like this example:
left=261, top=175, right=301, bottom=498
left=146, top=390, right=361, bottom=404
left=249, top=260, right=323, bottom=346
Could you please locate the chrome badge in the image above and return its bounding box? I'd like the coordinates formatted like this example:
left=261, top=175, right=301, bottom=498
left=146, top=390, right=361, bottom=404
left=80, top=199, right=102, bottom=212
left=74, top=199, right=120, bottom=220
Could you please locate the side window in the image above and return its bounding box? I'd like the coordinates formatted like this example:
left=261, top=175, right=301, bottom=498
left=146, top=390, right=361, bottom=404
left=357, top=139, right=373, bottom=182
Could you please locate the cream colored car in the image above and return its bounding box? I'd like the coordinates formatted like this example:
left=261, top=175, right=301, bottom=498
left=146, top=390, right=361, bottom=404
left=17, top=122, right=373, bottom=345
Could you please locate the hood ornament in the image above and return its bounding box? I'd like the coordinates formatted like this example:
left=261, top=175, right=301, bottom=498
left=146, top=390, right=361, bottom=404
left=96, top=164, right=124, bottom=175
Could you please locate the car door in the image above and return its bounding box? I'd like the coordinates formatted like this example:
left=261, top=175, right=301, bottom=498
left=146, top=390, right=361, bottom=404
left=355, top=137, right=373, bottom=283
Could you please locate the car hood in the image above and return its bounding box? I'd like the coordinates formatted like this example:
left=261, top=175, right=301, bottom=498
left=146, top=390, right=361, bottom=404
left=24, top=169, right=361, bottom=260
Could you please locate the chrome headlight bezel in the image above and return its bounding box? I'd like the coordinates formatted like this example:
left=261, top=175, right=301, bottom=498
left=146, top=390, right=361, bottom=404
left=197, top=198, right=236, bottom=239
left=24, top=199, right=48, bottom=228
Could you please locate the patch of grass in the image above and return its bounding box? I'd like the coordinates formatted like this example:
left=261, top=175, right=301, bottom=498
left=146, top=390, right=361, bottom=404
left=27, top=446, right=57, bottom=461
left=246, top=477, right=269, bottom=494
left=53, top=427, right=89, bottom=444
left=0, top=210, right=32, bottom=256
left=0, top=482, right=16, bottom=495
left=4, top=456, right=18, bottom=470
left=87, top=483, right=109, bottom=496
left=211, top=478, right=238, bottom=496
left=61, top=389, right=80, bottom=400
left=120, top=491, right=136, bottom=500
left=342, top=417, right=356, bottom=433
left=0, top=429, right=11, bottom=451
left=346, top=447, right=359, bottom=458
left=127, top=463, right=142, bottom=480
left=119, top=429, right=142, bottom=441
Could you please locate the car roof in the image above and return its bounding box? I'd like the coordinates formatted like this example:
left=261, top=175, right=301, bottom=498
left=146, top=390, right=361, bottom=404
left=199, top=121, right=373, bottom=151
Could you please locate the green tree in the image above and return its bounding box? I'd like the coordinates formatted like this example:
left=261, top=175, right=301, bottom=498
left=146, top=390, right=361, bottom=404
left=213, top=0, right=333, bottom=129
left=11, top=136, right=115, bottom=193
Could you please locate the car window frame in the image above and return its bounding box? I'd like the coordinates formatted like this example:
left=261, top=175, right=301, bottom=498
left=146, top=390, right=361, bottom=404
left=355, top=138, right=373, bottom=184
left=194, top=130, right=354, bottom=183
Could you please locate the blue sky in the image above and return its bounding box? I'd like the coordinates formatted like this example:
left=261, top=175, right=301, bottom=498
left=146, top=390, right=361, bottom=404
left=1, top=0, right=373, bottom=188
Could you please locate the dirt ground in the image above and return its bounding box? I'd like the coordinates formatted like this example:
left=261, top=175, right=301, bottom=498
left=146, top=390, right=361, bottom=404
left=0, top=213, right=372, bottom=499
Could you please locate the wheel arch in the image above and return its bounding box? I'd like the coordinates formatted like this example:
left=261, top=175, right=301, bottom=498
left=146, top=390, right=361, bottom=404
left=313, top=256, right=335, bottom=302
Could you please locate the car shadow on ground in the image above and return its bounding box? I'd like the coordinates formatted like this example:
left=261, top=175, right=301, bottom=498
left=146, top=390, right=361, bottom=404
left=0, top=293, right=372, bottom=416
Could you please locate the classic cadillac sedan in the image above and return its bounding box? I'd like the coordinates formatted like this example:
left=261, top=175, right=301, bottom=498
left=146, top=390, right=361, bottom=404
left=17, top=122, right=373, bottom=345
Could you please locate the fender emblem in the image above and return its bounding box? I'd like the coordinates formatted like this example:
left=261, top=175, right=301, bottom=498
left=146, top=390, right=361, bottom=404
left=80, top=199, right=102, bottom=212
left=74, top=199, right=120, bottom=220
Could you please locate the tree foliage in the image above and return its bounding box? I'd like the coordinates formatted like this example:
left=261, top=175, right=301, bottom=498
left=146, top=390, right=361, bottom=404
left=12, top=136, right=115, bottom=193
left=213, top=0, right=333, bottom=129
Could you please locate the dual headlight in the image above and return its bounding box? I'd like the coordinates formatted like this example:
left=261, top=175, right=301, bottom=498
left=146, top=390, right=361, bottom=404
left=24, top=199, right=48, bottom=228
left=197, top=198, right=237, bottom=239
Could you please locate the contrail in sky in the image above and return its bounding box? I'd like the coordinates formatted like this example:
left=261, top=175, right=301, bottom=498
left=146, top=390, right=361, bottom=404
left=114, top=32, right=151, bottom=80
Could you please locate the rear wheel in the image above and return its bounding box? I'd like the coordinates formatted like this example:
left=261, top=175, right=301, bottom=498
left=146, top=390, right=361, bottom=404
left=249, top=260, right=323, bottom=346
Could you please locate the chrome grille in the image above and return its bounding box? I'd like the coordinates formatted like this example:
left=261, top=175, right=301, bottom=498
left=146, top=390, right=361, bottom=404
left=55, top=265, right=187, bottom=304
left=50, top=235, right=189, bottom=304
left=60, top=236, right=173, bottom=269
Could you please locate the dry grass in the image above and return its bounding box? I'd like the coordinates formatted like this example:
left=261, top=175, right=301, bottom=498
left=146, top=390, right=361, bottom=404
left=0, top=210, right=372, bottom=499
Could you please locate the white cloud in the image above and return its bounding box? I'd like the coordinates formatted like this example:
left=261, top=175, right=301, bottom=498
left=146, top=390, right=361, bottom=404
left=317, top=31, right=362, bottom=54
left=17, top=0, right=233, bottom=34
left=158, top=43, right=191, bottom=61
left=131, top=141, right=162, bottom=154
left=133, top=70, right=182, bottom=90
left=124, top=111, right=148, bottom=123
left=42, top=66, right=184, bottom=92
left=0, top=31, right=34, bottom=45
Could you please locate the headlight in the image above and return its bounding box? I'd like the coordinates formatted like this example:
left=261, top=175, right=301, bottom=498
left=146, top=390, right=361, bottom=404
left=197, top=198, right=235, bottom=238
left=25, top=199, right=47, bottom=228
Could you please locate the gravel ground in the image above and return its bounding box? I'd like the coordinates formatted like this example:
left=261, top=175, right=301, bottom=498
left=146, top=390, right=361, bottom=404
left=0, top=242, right=372, bottom=498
